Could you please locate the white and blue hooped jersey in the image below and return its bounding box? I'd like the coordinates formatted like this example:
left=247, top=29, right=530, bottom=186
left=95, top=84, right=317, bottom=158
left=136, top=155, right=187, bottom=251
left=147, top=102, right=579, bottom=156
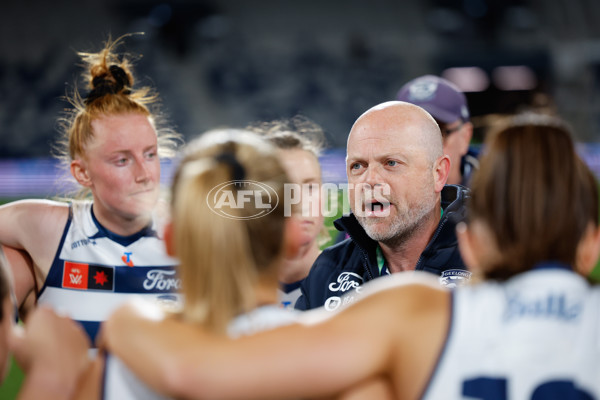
left=102, top=305, right=299, bottom=400
left=37, top=201, right=180, bottom=344
left=424, top=263, right=600, bottom=399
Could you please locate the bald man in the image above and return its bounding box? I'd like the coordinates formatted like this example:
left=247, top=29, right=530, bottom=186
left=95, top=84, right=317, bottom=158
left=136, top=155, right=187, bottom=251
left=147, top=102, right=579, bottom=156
left=295, top=101, right=470, bottom=311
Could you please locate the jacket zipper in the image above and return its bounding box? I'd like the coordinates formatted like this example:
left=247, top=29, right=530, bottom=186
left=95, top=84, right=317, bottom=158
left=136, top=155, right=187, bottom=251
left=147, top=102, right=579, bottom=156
left=345, top=230, right=375, bottom=280
left=415, top=218, right=447, bottom=271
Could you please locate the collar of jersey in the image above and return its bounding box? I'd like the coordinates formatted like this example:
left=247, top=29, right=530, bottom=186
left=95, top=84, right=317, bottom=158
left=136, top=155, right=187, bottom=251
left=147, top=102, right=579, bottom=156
left=531, top=261, right=573, bottom=272
left=89, top=205, right=158, bottom=247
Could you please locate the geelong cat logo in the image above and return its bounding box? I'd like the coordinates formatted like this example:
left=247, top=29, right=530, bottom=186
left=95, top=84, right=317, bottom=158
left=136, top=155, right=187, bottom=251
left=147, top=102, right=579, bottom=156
left=207, top=180, right=279, bottom=220
left=439, top=269, right=472, bottom=289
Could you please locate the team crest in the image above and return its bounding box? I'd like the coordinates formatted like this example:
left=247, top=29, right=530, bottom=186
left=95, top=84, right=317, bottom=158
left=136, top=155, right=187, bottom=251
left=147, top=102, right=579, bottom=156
left=408, top=80, right=439, bottom=102
left=439, top=269, right=472, bottom=288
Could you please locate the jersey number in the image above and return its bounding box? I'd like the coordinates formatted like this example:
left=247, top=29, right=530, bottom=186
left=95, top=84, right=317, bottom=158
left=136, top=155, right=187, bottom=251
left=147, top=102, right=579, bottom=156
left=462, top=377, right=595, bottom=399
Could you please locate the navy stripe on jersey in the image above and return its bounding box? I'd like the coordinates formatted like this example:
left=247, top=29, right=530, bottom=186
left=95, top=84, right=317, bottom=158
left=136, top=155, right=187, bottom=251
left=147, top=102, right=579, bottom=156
left=90, top=206, right=159, bottom=247
left=79, top=320, right=102, bottom=345
left=44, top=264, right=180, bottom=294
left=531, top=261, right=572, bottom=272
left=36, top=206, right=73, bottom=301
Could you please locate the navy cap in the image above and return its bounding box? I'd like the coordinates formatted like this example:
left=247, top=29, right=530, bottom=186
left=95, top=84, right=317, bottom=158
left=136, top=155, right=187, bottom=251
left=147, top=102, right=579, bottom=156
left=396, top=75, right=470, bottom=123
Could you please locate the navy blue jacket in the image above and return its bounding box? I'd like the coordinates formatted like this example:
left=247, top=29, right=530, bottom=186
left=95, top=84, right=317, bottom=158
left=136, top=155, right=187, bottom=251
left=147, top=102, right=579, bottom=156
left=295, top=185, right=470, bottom=311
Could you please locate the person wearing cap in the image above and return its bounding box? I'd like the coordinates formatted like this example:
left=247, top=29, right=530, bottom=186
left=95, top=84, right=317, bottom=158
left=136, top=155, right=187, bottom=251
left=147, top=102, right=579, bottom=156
left=294, top=101, right=469, bottom=311
left=397, top=74, right=478, bottom=186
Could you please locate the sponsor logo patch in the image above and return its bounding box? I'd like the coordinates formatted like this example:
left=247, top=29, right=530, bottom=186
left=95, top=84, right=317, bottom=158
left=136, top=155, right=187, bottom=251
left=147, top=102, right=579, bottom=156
left=324, top=292, right=359, bottom=312
left=328, top=272, right=363, bottom=293
left=122, top=252, right=134, bottom=267
left=143, top=269, right=181, bottom=291
left=62, top=261, right=114, bottom=291
left=63, top=261, right=88, bottom=290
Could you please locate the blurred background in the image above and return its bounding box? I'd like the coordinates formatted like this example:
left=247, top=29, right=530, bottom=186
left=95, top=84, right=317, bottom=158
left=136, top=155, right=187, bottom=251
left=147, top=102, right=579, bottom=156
left=1, top=0, right=600, bottom=193
left=1, top=1, right=600, bottom=396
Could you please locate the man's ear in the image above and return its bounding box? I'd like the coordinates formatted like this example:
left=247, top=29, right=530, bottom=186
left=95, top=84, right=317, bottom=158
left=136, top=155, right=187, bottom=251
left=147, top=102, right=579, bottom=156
left=71, top=160, right=92, bottom=188
left=433, top=155, right=451, bottom=192
left=163, top=222, right=175, bottom=257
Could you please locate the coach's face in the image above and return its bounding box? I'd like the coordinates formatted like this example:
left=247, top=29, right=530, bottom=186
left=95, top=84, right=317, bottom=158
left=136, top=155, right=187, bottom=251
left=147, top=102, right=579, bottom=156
left=346, top=102, right=448, bottom=244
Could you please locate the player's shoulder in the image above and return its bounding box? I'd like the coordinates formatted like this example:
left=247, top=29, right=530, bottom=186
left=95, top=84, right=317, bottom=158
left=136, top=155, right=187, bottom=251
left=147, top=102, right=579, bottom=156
left=348, top=272, right=449, bottom=318
left=3, top=198, right=70, bottom=228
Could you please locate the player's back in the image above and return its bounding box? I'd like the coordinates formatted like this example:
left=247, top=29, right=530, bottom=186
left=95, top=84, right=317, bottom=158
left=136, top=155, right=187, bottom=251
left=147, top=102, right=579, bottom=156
left=102, top=305, right=298, bottom=400
left=424, top=264, right=600, bottom=399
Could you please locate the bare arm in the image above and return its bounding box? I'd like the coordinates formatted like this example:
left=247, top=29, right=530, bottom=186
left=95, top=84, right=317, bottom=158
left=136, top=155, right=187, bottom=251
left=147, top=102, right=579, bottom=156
left=0, top=200, right=68, bottom=257
left=3, top=246, right=36, bottom=309
left=103, top=276, right=449, bottom=400
left=0, top=201, right=68, bottom=304
left=71, top=355, right=103, bottom=400
left=101, top=298, right=396, bottom=399
left=9, top=307, right=91, bottom=400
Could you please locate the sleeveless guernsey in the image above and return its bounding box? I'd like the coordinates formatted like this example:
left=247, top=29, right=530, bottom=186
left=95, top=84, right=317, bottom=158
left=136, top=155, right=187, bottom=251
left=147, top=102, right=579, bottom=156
left=424, top=264, right=600, bottom=399
left=37, top=201, right=180, bottom=343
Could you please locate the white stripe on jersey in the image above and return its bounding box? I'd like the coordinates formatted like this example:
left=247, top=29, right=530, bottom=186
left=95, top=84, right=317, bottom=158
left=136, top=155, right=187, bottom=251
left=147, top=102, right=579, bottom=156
left=39, top=288, right=177, bottom=321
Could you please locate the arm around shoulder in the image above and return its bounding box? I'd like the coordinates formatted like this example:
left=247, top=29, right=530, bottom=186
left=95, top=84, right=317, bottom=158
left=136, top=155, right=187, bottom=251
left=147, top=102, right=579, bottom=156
left=102, top=276, right=449, bottom=400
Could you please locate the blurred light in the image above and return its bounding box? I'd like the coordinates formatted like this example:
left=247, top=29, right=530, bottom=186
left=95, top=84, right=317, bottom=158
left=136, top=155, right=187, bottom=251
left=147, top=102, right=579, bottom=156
left=492, top=66, right=537, bottom=91
left=442, top=67, right=489, bottom=92
left=463, top=0, right=487, bottom=19
left=148, top=4, right=172, bottom=28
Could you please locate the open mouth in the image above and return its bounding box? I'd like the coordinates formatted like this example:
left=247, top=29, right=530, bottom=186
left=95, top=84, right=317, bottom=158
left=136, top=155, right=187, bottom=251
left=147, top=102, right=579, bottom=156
left=364, top=200, right=391, bottom=217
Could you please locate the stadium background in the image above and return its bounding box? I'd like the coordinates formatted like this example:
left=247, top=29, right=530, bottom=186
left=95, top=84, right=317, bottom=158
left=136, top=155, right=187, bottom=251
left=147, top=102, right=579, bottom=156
left=2, top=0, right=600, bottom=397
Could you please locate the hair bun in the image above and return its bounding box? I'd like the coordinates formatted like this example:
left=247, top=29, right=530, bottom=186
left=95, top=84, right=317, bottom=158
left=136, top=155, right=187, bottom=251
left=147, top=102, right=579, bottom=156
left=85, top=65, right=131, bottom=105
left=109, top=64, right=131, bottom=92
